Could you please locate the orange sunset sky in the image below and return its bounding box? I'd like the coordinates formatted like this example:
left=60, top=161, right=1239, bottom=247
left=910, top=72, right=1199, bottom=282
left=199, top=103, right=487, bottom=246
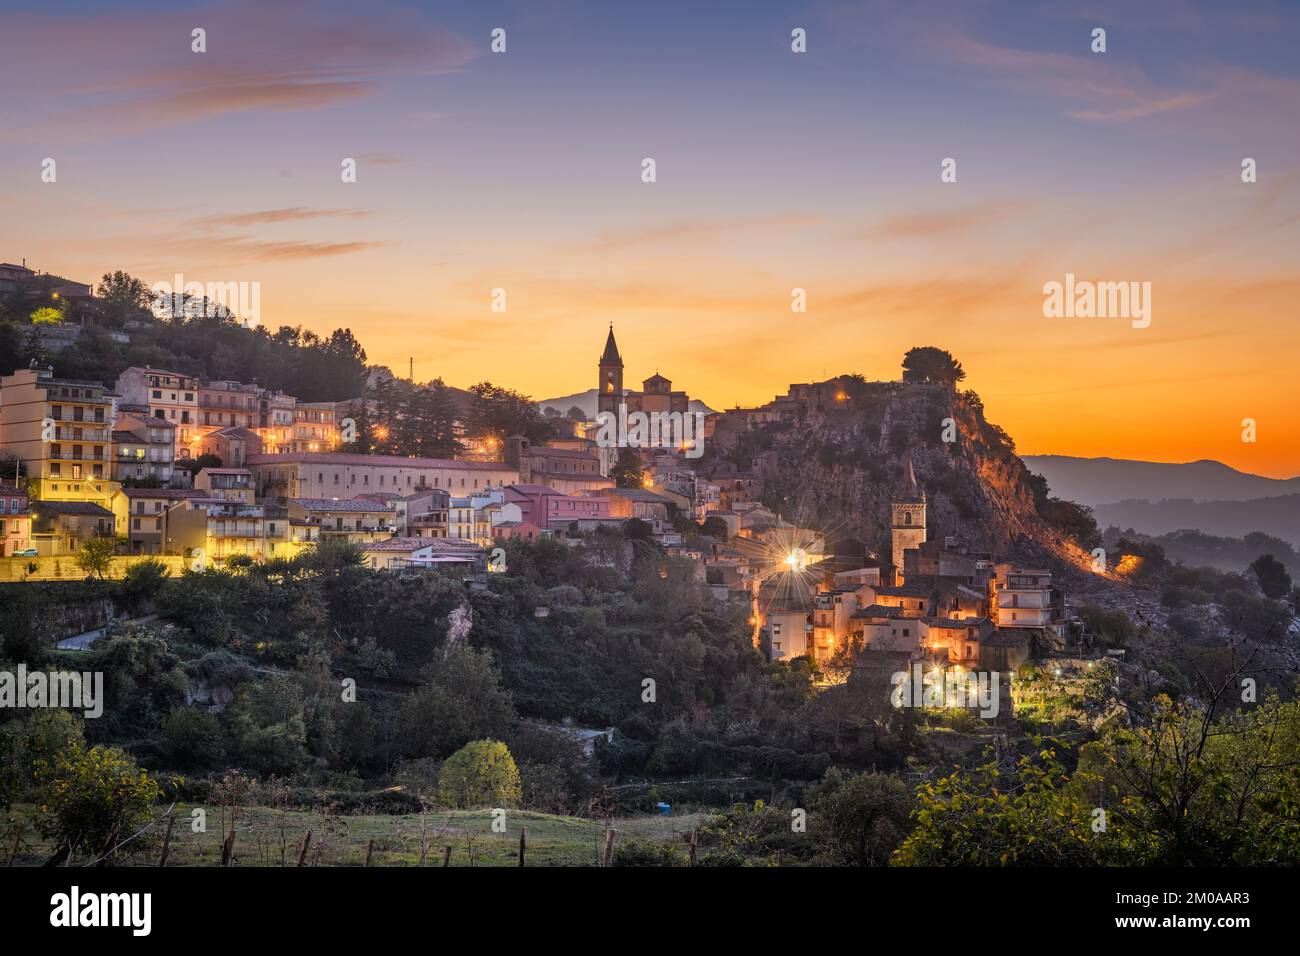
left=1, top=0, right=1296, bottom=476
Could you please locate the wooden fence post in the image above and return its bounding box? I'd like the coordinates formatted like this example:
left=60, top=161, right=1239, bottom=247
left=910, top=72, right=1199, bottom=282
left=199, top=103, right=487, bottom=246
left=602, top=828, right=616, bottom=867
left=220, top=826, right=235, bottom=867
left=158, top=815, right=174, bottom=867
left=518, top=827, right=527, bottom=867
left=296, top=830, right=312, bottom=867
left=364, top=839, right=375, bottom=867
left=7, top=824, right=22, bottom=866
left=442, top=845, right=453, bottom=867
left=688, top=828, right=697, bottom=866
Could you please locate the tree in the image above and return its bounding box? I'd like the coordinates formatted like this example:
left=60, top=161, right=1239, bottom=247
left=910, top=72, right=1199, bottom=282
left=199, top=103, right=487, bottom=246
left=222, top=678, right=310, bottom=775
left=436, top=739, right=522, bottom=808
left=701, top=516, right=729, bottom=539
left=160, top=706, right=225, bottom=769
left=121, top=557, right=170, bottom=604
left=97, top=271, right=154, bottom=326
left=1249, top=554, right=1292, bottom=599
left=465, top=381, right=551, bottom=443
left=399, top=646, right=515, bottom=759
left=611, top=447, right=644, bottom=488
left=30, top=306, right=63, bottom=325
left=78, top=537, right=115, bottom=579
left=809, top=768, right=914, bottom=865
left=901, top=347, right=965, bottom=388
left=566, top=405, right=586, bottom=421
left=33, top=740, right=163, bottom=863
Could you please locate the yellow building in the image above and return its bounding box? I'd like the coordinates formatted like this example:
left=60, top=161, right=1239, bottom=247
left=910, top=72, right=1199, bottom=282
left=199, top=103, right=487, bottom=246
left=0, top=367, right=121, bottom=509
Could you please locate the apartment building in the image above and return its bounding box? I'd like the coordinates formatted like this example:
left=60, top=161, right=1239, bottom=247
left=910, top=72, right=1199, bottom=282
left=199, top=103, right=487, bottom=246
left=246, top=452, right=518, bottom=500
left=30, top=500, right=115, bottom=556
left=114, top=367, right=198, bottom=455
left=292, top=402, right=339, bottom=452
left=197, top=379, right=260, bottom=451
left=194, top=467, right=254, bottom=503
left=166, top=498, right=266, bottom=563
left=990, top=564, right=1068, bottom=638
left=111, top=487, right=202, bottom=554
left=0, top=367, right=119, bottom=508
left=288, top=497, right=397, bottom=544
left=258, top=391, right=297, bottom=454
left=112, top=412, right=176, bottom=484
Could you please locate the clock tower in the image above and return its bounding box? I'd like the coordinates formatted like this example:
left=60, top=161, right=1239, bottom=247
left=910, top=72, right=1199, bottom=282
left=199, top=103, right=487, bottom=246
left=891, top=455, right=927, bottom=585
left=598, top=324, right=623, bottom=416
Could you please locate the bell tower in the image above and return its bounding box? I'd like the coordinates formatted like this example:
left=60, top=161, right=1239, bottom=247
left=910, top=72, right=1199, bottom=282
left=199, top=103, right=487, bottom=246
left=598, top=323, right=623, bottom=416
left=891, top=455, right=927, bottom=585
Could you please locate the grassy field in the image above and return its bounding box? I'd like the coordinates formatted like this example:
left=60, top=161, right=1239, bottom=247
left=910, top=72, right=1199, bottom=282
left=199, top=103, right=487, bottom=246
left=4, top=805, right=705, bottom=867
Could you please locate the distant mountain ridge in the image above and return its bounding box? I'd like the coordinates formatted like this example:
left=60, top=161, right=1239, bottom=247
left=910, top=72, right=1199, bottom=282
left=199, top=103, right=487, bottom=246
left=537, top=388, right=716, bottom=420
left=1022, top=455, right=1300, bottom=506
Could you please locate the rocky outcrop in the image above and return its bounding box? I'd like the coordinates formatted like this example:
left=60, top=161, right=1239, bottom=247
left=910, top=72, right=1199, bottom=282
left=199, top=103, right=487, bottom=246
left=727, top=379, right=1091, bottom=569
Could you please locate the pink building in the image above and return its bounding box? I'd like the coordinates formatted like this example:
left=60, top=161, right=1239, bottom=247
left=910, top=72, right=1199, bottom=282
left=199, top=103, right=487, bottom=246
left=503, top=484, right=611, bottom=529
left=0, top=484, right=32, bottom=556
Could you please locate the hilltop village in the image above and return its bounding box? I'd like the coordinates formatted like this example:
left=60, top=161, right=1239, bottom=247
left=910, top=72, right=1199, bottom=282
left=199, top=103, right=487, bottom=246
left=0, top=309, right=1083, bottom=703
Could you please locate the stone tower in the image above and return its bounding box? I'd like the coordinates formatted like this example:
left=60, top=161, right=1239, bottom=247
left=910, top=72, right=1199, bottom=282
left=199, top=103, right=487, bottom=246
left=891, top=455, right=927, bottom=585
left=598, top=324, right=623, bottom=416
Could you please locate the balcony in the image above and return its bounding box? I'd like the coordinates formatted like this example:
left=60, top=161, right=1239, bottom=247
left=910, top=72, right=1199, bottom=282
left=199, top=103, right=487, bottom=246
left=54, top=427, right=111, bottom=442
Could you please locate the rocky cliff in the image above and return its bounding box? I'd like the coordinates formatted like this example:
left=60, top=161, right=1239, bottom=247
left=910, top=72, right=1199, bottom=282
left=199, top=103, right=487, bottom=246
left=718, top=378, right=1093, bottom=571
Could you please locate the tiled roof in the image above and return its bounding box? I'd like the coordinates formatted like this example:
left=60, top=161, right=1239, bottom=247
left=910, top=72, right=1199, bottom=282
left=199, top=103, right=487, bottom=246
left=924, top=616, right=992, bottom=629
left=852, top=604, right=903, bottom=619
left=506, top=484, right=568, bottom=496
left=246, top=452, right=514, bottom=471
left=199, top=467, right=251, bottom=475
left=34, top=501, right=113, bottom=517
left=363, top=536, right=484, bottom=553
left=600, top=487, right=673, bottom=503
left=121, top=488, right=202, bottom=499
left=876, top=583, right=933, bottom=597
left=291, top=497, right=395, bottom=513
left=530, top=447, right=598, bottom=459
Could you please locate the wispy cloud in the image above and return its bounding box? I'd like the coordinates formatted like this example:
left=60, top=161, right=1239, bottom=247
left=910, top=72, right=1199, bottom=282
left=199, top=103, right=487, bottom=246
left=192, top=207, right=372, bottom=228
left=573, top=214, right=822, bottom=252
left=0, top=0, right=477, bottom=142
left=855, top=201, right=1032, bottom=240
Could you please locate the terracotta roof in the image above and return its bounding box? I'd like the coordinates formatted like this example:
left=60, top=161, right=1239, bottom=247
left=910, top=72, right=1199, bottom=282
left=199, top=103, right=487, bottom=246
left=199, top=467, right=251, bottom=476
